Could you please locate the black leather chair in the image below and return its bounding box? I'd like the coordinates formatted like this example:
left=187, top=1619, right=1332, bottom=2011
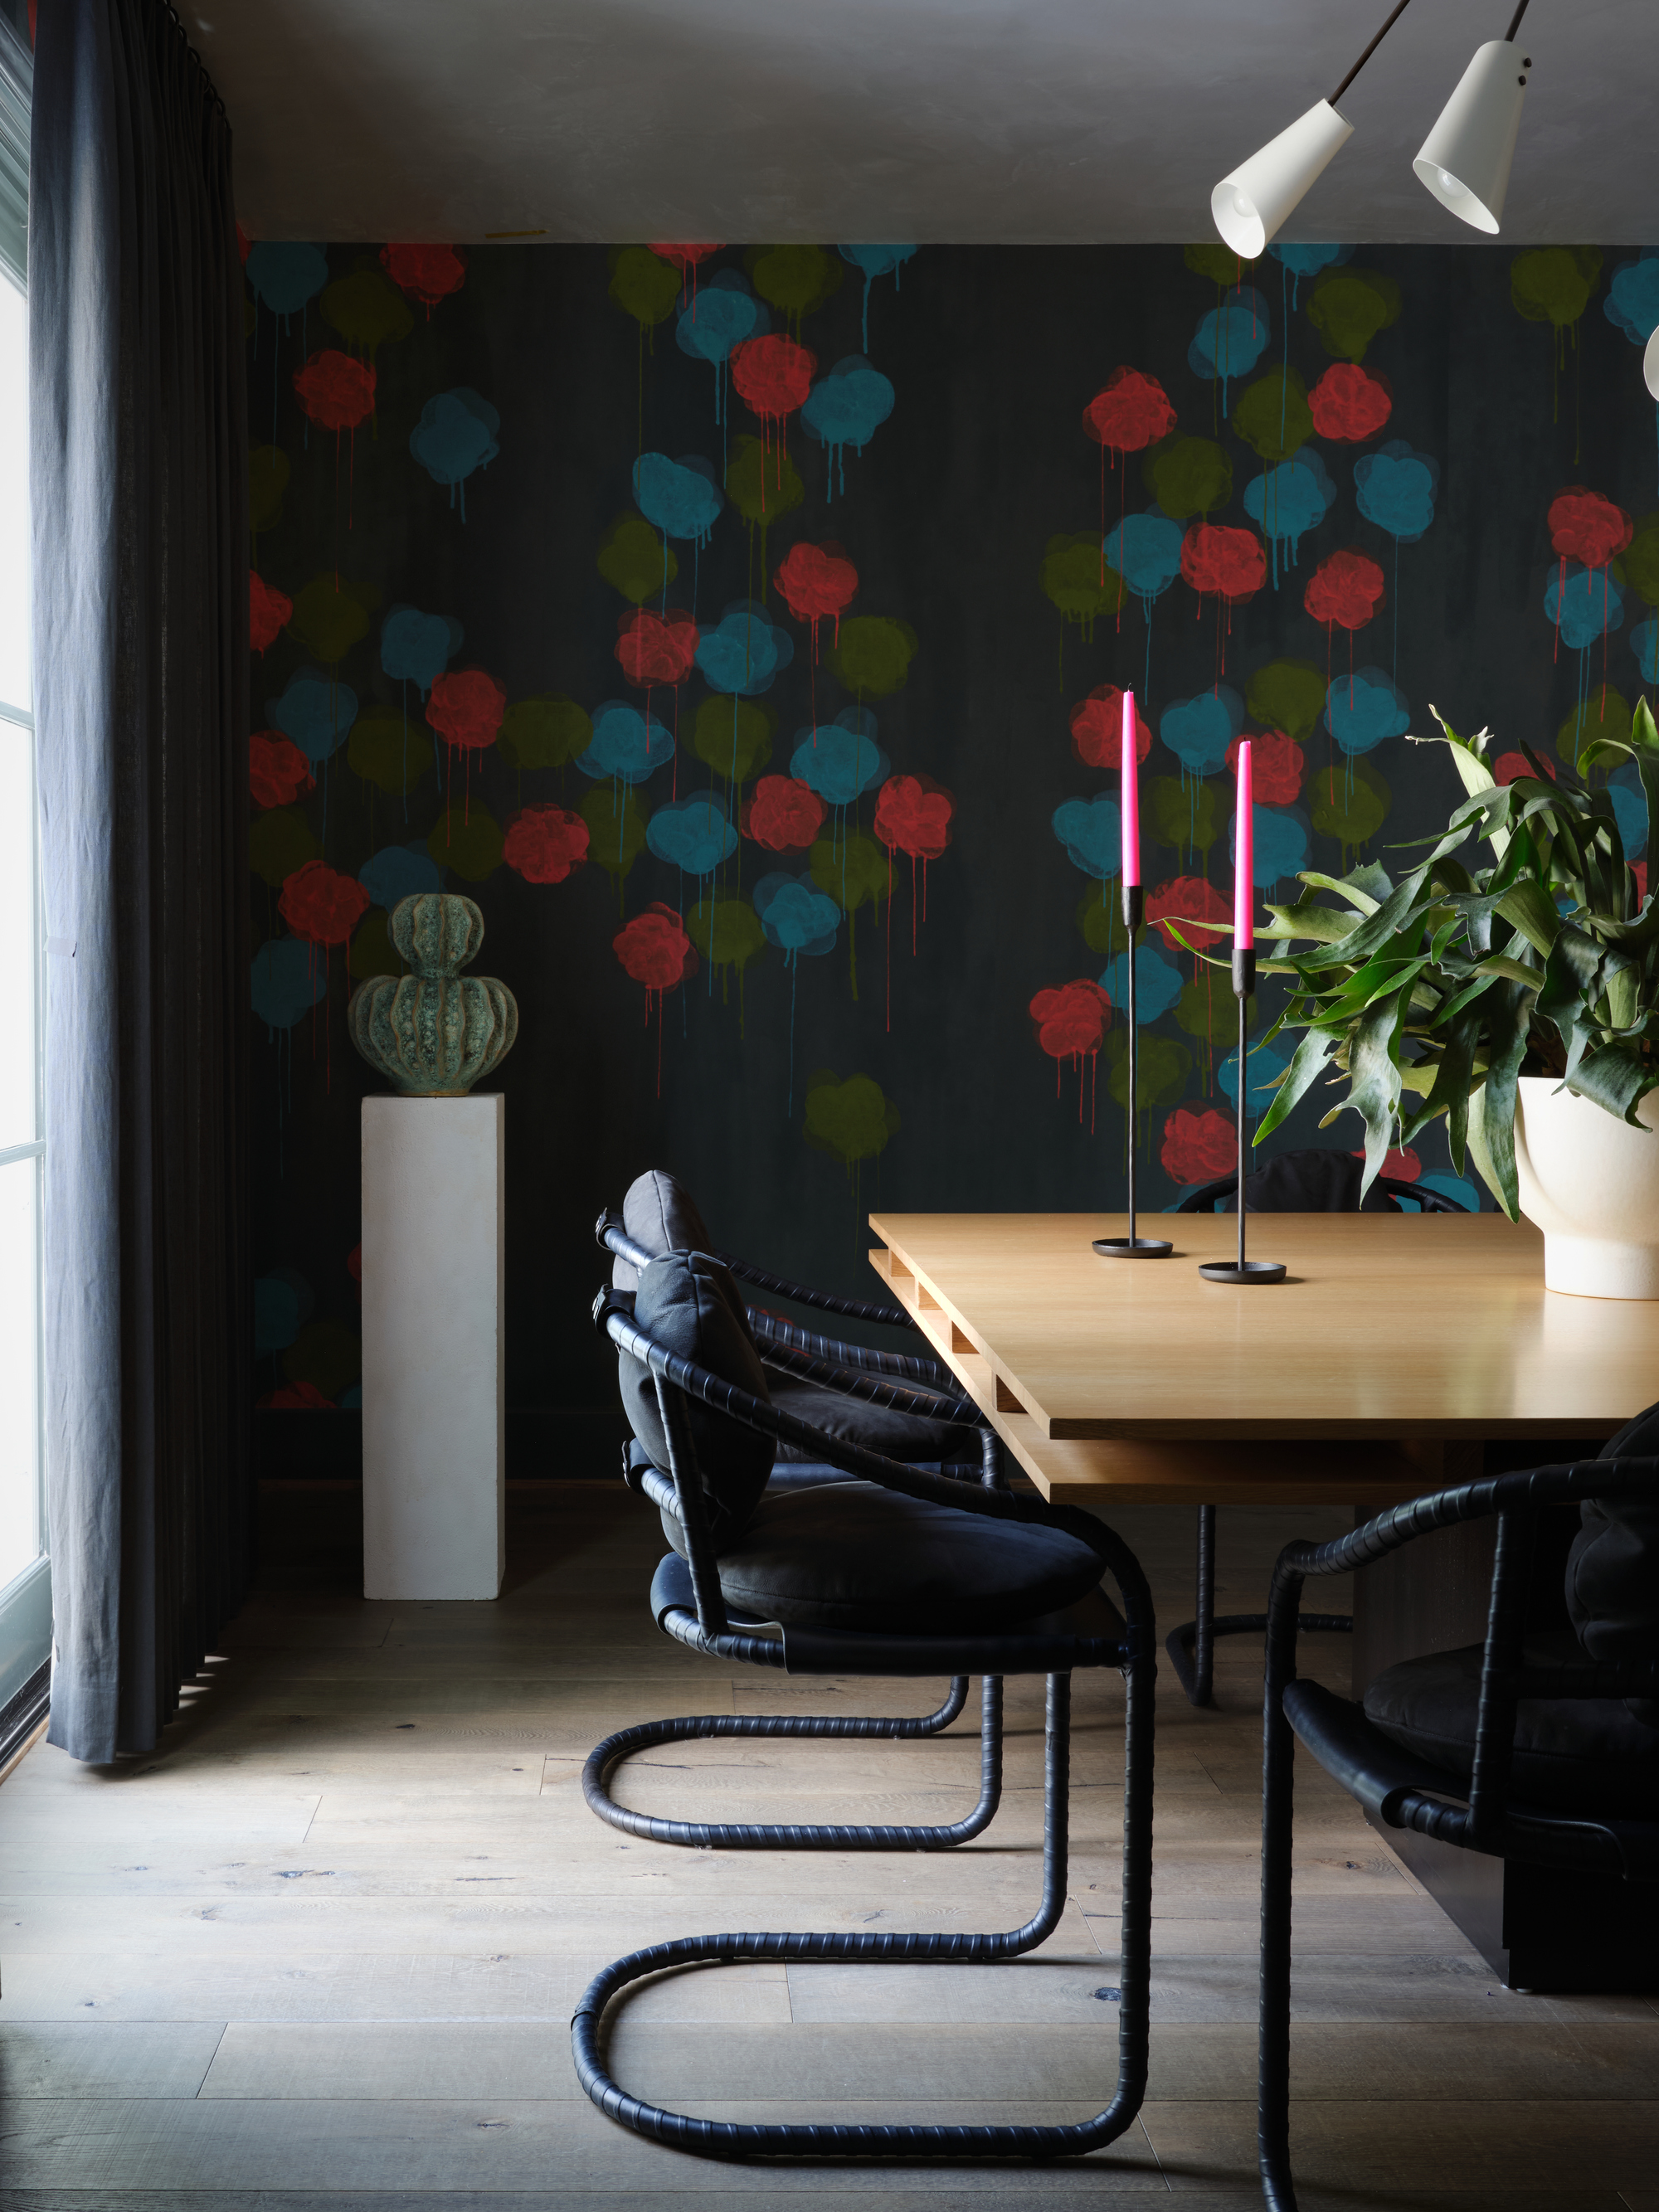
left=1257, top=1412, right=1659, bottom=2211
left=574, top=1250, right=1157, bottom=2161
left=1168, top=1147, right=1468, bottom=1706
left=588, top=1171, right=1012, bottom=1854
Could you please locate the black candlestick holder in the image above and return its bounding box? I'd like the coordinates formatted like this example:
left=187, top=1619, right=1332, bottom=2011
left=1198, top=947, right=1287, bottom=1285
left=1092, top=885, right=1174, bottom=1260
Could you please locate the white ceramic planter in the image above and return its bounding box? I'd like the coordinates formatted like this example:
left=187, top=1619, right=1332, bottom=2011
left=1514, top=1075, right=1659, bottom=1298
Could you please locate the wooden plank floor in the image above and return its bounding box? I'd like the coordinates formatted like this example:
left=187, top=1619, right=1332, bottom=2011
left=0, top=1478, right=1653, bottom=2211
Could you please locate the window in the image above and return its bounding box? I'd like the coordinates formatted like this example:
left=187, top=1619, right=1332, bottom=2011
left=0, top=4, right=46, bottom=1761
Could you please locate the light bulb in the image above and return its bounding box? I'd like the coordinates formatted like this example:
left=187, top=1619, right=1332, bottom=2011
left=1436, top=167, right=1467, bottom=198
left=1231, top=188, right=1253, bottom=217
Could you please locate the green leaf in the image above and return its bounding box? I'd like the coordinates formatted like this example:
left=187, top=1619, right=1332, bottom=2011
left=1493, top=878, right=1561, bottom=960
left=1567, top=1040, right=1659, bottom=1127
left=1537, top=921, right=1605, bottom=1082
left=1299, top=866, right=1433, bottom=973
left=1346, top=984, right=1412, bottom=1198
left=1255, top=1026, right=1339, bottom=1145
left=1478, top=980, right=1533, bottom=1222
left=1475, top=954, right=1546, bottom=988
left=1297, top=868, right=1387, bottom=915
left=1400, top=1001, right=1482, bottom=1172
left=1259, top=895, right=1365, bottom=946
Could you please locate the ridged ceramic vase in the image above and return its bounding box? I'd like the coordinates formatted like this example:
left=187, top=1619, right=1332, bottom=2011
left=1514, top=1076, right=1659, bottom=1297
left=348, top=893, right=518, bottom=1096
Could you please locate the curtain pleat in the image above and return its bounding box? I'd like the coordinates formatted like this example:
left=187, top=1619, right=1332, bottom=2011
left=31, top=0, right=250, bottom=1763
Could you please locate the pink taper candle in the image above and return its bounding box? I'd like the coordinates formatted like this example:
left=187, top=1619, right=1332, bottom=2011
left=1234, top=740, right=1254, bottom=950
left=1121, top=689, right=1140, bottom=888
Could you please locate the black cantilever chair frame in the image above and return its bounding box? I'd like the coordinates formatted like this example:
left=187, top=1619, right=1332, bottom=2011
left=586, top=1213, right=1008, bottom=1853
left=1167, top=1167, right=1467, bottom=1709
left=572, top=1287, right=1158, bottom=2162
left=1257, top=1457, right=1659, bottom=2212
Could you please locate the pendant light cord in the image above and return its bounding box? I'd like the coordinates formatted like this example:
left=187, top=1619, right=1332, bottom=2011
left=1505, top=0, right=1531, bottom=40
left=1329, top=0, right=1417, bottom=106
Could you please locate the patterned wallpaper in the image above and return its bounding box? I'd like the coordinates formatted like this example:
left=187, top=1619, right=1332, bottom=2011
left=242, top=240, right=1659, bottom=1431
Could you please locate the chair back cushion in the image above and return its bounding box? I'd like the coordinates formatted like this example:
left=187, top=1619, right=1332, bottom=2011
left=619, top=1252, right=773, bottom=1543
left=1569, top=1403, right=1659, bottom=1685
left=611, top=1169, right=716, bottom=1291
left=1238, top=1147, right=1399, bottom=1213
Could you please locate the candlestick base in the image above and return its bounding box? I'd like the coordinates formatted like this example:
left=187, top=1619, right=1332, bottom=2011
left=1198, top=1258, right=1287, bottom=1285
left=1093, top=1236, right=1174, bottom=1258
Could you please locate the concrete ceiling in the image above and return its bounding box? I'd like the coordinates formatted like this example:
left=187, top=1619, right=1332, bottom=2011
left=196, top=0, right=1658, bottom=245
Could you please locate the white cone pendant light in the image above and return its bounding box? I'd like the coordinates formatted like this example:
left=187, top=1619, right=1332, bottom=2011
left=1212, top=104, right=1354, bottom=260
left=1209, top=0, right=1414, bottom=259
left=1645, top=325, right=1659, bottom=403
left=1413, top=21, right=1531, bottom=231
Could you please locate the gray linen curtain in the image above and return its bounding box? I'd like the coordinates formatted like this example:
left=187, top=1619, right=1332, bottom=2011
left=32, top=0, right=251, bottom=1762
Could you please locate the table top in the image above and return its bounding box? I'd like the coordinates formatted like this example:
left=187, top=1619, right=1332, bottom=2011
left=867, top=1213, right=1655, bottom=1503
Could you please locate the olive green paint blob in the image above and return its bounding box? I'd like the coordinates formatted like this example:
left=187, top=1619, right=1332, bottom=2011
left=499, top=697, right=591, bottom=772
left=607, top=246, right=683, bottom=330
left=427, top=803, right=504, bottom=883
left=350, top=706, right=436, bottom=799
left=1039, top=535, right=1124, bottom=644
left=694, top=695, right=773, bottom=785
left=597, top=513, right=679, bottom=605
left=1511, top=246, right=1603, bottom=330
left=1175, top=970, right=1233, bottom=1046
left=1559, top=687, right=1630, bottom=766
left=1076, top=888, right=1121, bottom=957
left=1306, top=268, right=1401, bottom=362
left=281, top=1320, right=362, bottom=1403
left=1311, top=756, right=1390, bottom=868
left=1619, top=513, right=1659, bottom=608
left=1247, top=659, right=1326, bottom=745
left=1142, top=435, right=1233, bottom=518
left=745, top=244, right=843, bottom=333
left=249, top=445, right=290, bottom=536
left=1107, top=1028, right=1192, bottom=1111
left=686, top=896, right=766, bottom=1023
left=1147, top=774, right=1219, bottom=864
left=287, top=573, right=379, bottom=664
left=804, top=1069, right=899, bottom=1165
left=348, top=911, right=403, bottom=982
left=250, top=807, right=321, bottom=887
left=321, top=265, right=413, bottom=362
left=578, top=782, right=649, bottom=892
left=830, top=616, right=918, bottom=699
left=1233, top=369, right=1314, bottom=464
left=725, top=435, right=805, bottom=527
left=810, top=827, right=887, bottom=999
left=1184, top=243, right=1242, bottom=287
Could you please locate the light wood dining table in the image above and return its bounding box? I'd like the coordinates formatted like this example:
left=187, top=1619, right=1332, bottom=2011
left=866, top=1209, right=1659, bottom=1987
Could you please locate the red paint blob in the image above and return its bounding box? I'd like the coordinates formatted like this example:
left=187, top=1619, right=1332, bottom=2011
left=1181, top=523, right=1266, bottom=605
left=278, top=860, right=370, bottom=947
left=615, top=608, right=700, bottom=689
left=1146, top=875, right=1230, bottom=956
left=614, top=903, right=697, bottom=993
left=1029, top=979, right=1111, bottom=1062
left=257, top=1379, right=334, bottom=1410
left=426, top=669, right=507, bottom=752
left=1083, top=367, right=1177, bottom=455
left=250, top=571, right=292, bottom=655
left=249, top=732, right=315, bottom=809
left=1227, top=731, right=1303, bottom=803
left=1304, top=547, right=1386, bottom=632
left=504, top=805, right=591, bottom=884
left=1493, top=751, right=1555, bottom=786
left=380, top=243, right=467, bottom=310
left=874, top=774, right=954, bottom=862
left=774, top=541, right=859, bottom=649
left=1637, top=862, right=1650, bottom=906
left=236, top=220, right=251, bottom=264
left=292, top=349, right=377, bottom=433
left=1307, top=363, right=1392, bottom=443
left=731, top=333, right=817, bottom=425
left=649, top=243, right=723, bottom=271
left=1072, top=685, right=1153, bottom=771
left=1548, top=488, right=1633, bottom=569
left=742, top=775, right=827, bottom=852
left=1160, top=1106, right=1238, bottom=1185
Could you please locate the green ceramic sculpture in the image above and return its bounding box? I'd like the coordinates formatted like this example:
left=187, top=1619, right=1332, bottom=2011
left=348, top=892, right=518, bottom=1096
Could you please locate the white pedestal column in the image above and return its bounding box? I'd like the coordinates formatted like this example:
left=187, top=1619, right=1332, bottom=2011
left=361, top=1095, right=504, bottom=1601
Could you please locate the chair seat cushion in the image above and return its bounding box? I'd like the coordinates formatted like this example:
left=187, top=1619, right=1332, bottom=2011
left=710, top=1480, right=1102, bottom=1632
left=768, top=1377, right=981, bottom=1469
left=1362, top=1631, right=1659, bottom=1816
